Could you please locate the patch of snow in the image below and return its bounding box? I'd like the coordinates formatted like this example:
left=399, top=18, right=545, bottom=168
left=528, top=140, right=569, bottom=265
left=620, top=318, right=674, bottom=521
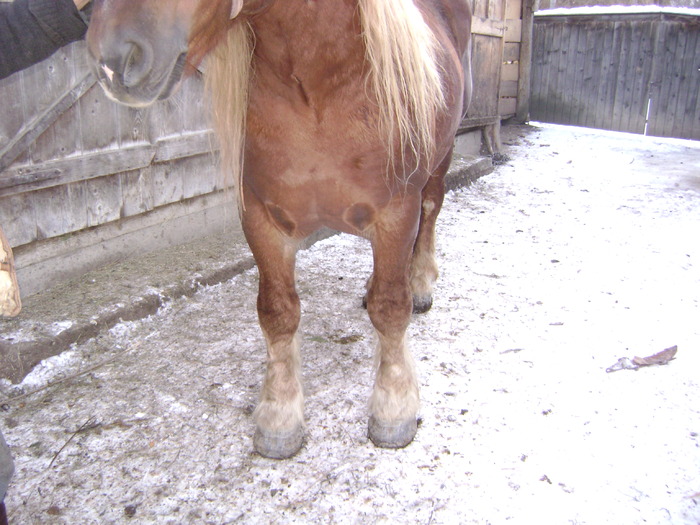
left=15, top=349, right=81, bottom=391
left=2, top=123, right=699, bottom=524
left=535, top=4, right=700, bottom=17
left=49, top=320, right=73, bottom=335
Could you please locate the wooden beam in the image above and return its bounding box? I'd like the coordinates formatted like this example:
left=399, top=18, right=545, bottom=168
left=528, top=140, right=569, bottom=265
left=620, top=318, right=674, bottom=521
left=0, top=71, right=96, bottom=172
left=0, top=131, right=218, bottom=198
left=516, top=0, right=535, bottom=123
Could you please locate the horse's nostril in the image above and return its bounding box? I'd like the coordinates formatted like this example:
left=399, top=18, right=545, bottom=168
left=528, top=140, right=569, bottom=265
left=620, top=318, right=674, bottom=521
left=122, top=42, right=149, bottom=88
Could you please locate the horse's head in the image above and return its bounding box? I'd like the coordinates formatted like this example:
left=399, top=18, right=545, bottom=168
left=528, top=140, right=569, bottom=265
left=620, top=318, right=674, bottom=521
left=86, top=0, right=245, bottom=107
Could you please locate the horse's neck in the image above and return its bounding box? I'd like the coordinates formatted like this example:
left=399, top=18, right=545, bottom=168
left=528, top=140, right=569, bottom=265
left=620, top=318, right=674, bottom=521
left=249, top=1, right=365, bottom=98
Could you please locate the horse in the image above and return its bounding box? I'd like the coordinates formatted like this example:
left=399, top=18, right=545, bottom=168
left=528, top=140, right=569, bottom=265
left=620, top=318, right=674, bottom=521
left=86, top=0, right=472, bottom=459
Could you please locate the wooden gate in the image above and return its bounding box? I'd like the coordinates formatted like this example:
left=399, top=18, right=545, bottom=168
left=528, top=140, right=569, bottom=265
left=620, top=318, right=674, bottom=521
left=530, top=10, right=700, bottom=140
left=0, top=42, right=230, bottom=296
left=463, top=0, right=527, bottom=128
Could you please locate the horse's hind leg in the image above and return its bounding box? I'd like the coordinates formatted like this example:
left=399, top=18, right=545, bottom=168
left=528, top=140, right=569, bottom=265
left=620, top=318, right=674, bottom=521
left=410, top=149, right=451, bottom=313
left=242, top=194, right=304, bottom=459
left=366, top=197, right=422, bottom=448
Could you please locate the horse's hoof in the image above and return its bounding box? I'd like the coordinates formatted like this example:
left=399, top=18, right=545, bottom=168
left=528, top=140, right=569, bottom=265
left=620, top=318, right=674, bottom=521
left=412, top=295, right=433, bottom=314
left=254, top=426, right=304, bottom=459
left=368, top=416, right=417, bottom=449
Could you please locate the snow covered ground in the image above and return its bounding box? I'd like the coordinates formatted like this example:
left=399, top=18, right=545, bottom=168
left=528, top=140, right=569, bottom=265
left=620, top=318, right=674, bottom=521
left=1, top=123, right=699, bottom=524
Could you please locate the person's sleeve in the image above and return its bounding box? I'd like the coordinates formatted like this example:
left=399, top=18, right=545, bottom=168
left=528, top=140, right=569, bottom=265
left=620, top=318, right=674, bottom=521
left=0, top=0, right=88, bottom=81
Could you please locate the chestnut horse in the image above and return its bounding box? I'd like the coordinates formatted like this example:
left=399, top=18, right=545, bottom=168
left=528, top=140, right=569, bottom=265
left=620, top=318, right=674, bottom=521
left=86, top=0, right=472, bottom=459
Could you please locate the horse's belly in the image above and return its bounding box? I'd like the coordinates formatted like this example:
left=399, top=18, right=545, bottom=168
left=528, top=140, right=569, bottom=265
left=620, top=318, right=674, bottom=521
left=243, top=145, right=419, bottom=238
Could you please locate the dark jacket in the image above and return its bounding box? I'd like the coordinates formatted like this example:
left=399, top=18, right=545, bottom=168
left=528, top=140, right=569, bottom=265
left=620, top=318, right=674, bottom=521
left=0, top=0, right=89, bottom=81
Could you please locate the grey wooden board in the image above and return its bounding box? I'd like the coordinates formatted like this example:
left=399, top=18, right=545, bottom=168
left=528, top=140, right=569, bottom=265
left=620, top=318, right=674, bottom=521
left=531, top=13, right=700, bottom=140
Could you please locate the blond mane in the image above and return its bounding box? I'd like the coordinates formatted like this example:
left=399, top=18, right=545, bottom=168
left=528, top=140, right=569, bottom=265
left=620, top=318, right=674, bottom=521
left=204, top=0, right=445, bottom=211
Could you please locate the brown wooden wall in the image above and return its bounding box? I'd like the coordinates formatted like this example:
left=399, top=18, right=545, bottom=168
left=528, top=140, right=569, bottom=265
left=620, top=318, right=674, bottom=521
left=530, top=12, right=700, bottom=140
left=464, top=0, right=526, bottom=128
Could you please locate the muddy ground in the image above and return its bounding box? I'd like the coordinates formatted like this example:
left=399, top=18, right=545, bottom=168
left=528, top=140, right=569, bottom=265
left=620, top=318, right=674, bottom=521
left=1, top=123, right=699, bottom=524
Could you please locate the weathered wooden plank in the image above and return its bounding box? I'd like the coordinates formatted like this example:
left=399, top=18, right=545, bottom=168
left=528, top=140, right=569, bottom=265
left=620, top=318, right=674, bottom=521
left=498, top=96, right=517, bottom=115
left=120, top=167, right=155, bottom=218
left=597, top=22, right=620, bottom=130
left=181, top=154, right=221, bottom=200
left=655, top=22, right=682, bottom=138
left=152, top=163, right=185, bottom=209
left=458, top=115, right=501, bottom=131
left=0, top=132, right=219, bottom=198
left=592, top=21, right=615, bottom=130
left=500, top=80, right=519, bottom=97
left=505, top=0, right=521, bottom=21
left=533, top=19, right=554, bottom=122
left=503, top=42, right=521, bottom=62
left=615, top=21, right=636, bottom=132
left=560, top=22, right=581, bottom=125
left=664, top=22, right=688, bottom=138
left=472, top=16, right=504, bottom=37
left=515, top=0, right=534, bottom=122
left=154, top=131, right=217, bottom=163
left=472, top=0, right=488, bottom=22
left=86, top=176, right=121, bottom=228
left=501, top=62, right=519, bottom=82
left=646, top=22, right=667, bottom=137
left=669, top=24, right=697, bottom=139
left=79, top=83, right=120, bottom=152
left=0, top=71, right=95, bottom=172
left=0, top=145, right=155, bottom=198
left=626, top=21, right=655, bottom=134
left=0, top=194, right=36, bottom=246
left=682, top=29, right=700, bottom=139
left=118, top=107, right=149, bottom=147
left=578, top=21, right=601, bottom=128
left=548, top=21, right=567, bottom=124
left=180, top=74, right=211, bottom=134
left=0, top=69, right=26, bottom=154
left=34, top=183, right=88, bottom=240
left=505, top=18, right=522, bottom=43
left=529, top=19, right=547, bottom=120
left=468, top=35, right=503, bottom=118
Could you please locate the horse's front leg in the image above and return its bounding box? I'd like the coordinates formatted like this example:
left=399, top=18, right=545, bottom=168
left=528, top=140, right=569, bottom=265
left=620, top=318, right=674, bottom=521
left=366, top=196, right=422, bottom=448
left=242, top=194, right=304, bottom=459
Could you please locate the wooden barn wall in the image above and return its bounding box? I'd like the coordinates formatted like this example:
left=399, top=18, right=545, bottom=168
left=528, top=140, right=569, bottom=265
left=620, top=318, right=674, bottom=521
left=0, top=41, right=219, bottom=248
left=0, top=41, right=228, bottom=296
left=530, top=13, right=700, bottom=140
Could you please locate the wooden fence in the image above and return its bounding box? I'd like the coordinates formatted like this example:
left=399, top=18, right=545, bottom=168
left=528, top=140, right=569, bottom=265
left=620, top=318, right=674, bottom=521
left=530, top=11, right=700, bottom=140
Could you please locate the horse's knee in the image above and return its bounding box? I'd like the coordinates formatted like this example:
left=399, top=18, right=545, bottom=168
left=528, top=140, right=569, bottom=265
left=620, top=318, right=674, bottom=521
left=257, top=287, right=300, bottom=339
left=366, top=279, right=412, bottom=335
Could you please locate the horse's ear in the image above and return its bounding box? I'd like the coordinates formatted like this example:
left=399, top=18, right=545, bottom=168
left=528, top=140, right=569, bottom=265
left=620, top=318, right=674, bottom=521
left=231, top=0, right=244, bottom=18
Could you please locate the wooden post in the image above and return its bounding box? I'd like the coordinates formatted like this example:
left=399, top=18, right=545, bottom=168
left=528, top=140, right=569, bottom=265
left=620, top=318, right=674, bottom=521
left=516, top=0, right=535, bottom=123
